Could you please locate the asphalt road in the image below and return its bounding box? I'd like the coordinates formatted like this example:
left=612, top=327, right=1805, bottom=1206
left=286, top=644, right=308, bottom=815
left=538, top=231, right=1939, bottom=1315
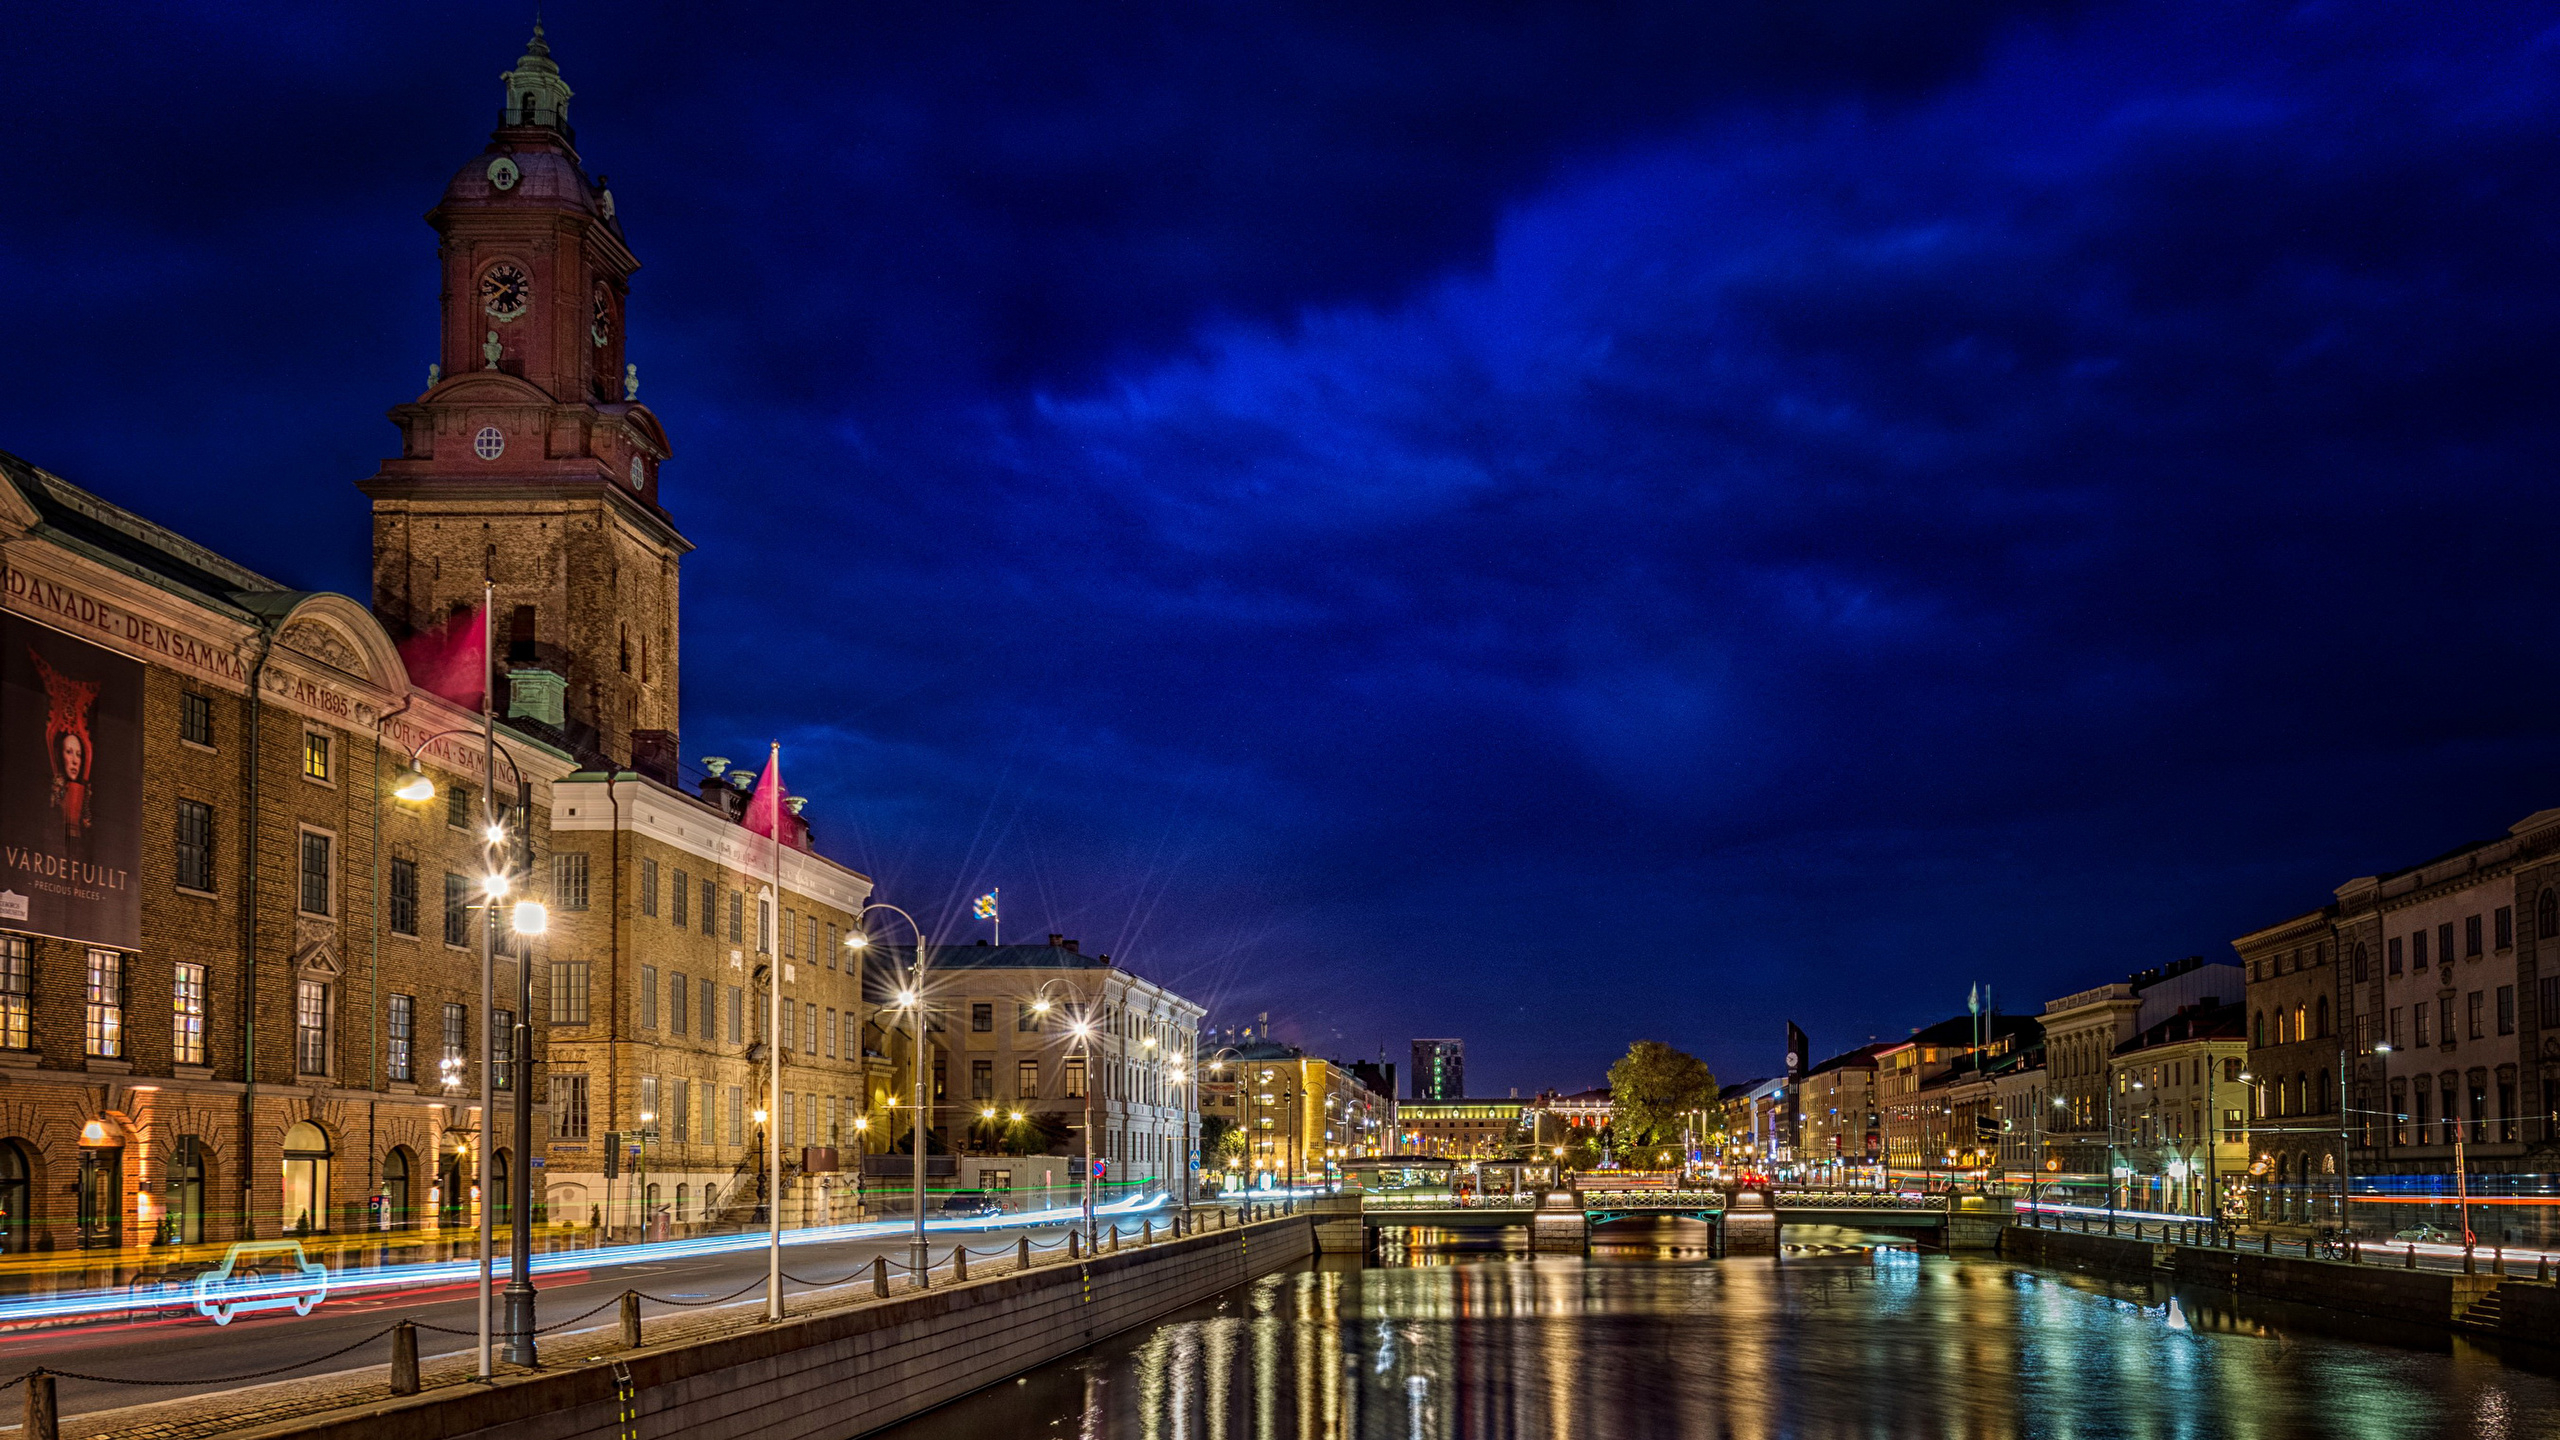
left=0, top=1209, right=1179, bottom=1421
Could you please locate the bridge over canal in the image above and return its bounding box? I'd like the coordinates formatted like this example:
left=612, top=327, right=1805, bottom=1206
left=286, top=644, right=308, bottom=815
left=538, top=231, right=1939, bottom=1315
left=1356, top=1188, right=2006, bottom=1253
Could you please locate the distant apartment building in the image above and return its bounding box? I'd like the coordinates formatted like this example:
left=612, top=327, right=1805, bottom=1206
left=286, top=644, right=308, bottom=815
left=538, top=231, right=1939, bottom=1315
left=1798, top=1047, right=1884, bottom=1173
left=1395, top=1100, right=1524, bottom=1159
left=1877, top=1015, right=2040, bottom=1175
left=1202, top=1038, right=1394, bottom=1187
left=2042, top=957, right=2243, bottom=1199
left=1411, top=1039, right=1465, bottom=1101
left=2109, top=1001, right=2248, bottom=1219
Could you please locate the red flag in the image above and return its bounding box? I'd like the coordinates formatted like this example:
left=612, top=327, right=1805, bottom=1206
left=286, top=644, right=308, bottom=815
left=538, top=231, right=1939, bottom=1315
left=398, top=605, right=486, bottom=709
left=742, top=746, right=790, bottom=845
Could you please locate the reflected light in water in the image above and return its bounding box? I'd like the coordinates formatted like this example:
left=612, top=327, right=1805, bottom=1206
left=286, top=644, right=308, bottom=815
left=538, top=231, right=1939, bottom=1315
left=876, top=1240, right=2560, bottom=1440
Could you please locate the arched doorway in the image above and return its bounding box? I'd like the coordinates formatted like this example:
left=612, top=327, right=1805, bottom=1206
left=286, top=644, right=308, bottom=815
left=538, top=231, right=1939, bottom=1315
left=382, top=1147, right=415, bottom=1231
left=492, top=1149, right=511, bottom=1228
left=166, top=1136, right=207, bottom=1245
left=437, top=1150, right=467, bottom=1230
left=0, top=1142, right=28, bottom=1253
left=281, top=1122, right=331, bottom=1235
left=674, top=1183, right=689, bottom=1227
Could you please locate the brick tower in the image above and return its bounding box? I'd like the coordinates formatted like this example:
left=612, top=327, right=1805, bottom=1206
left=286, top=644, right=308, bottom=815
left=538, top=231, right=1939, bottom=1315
left=361, top=24, right=686, bottom=765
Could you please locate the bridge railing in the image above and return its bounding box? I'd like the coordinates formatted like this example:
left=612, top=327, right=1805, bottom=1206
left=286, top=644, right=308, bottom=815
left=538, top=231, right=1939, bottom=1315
left=1768, top=1190, right=1942, bottom=1210
left=1578, top=1191, right=1727, bottom=1209
left=1358, top=1194, right=1538, bottom=1211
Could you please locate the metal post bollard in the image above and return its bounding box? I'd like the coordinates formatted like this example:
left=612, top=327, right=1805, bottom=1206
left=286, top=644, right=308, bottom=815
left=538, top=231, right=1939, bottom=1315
left=1069, top=1231, right=1081, bottom=1260
left=954, top=1245, right=969, bottom=1282
left=391, top=1322, right=421, bottom=1395
left=25, top=1372, right=55, bottom=1440
left=1143, top=1220, right=1153, bottom=1245
left=1109, top=1227, right=1120, bottom=1254
left=874, top=1256, right=891, bottom=1298
left=2406, top=1243, right=2417, bottom=1270
left=2262, top=1231, right=2273, bottom=1255
left=2495, top=1244, right=2506, bottom=1276
left=621, top=1291, right=642, bottom=1348
left=2542, top=1253, right=2552, bottom=1283
left=1020, top=1235, right=1032, bottom=1270
left=2465, top=1245, right=2477, bottom=1276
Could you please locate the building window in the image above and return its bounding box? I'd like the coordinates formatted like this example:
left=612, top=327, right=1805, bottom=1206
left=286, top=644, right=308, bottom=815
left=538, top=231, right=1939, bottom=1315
left=805, top=916, right=818, bottom=963
left=2467, top=915, right=2484, bottom=958
left=550, top=961, right=589, bottom=1025
left=388, top=993, right=414, bottom=1081
left=2439, top=923, right=2456, bottom=968
left=781, top=997, right=796, bottom=1052
left=727, top=985, right=744, bottom=1045
left=180, top=691, right=213, bottom=747
left=555, top=852, right=590, bottom=911
left=783, top=909, right=797, bottom=959
left=639, top=858, right=659, bottom=917
left=299, top=831, right=331, bottom=915
left=823, top=1007, right=836, bottom=1058
left=701, top=978, right=715, bottom=1044
left=295, top=979, right=328, bottom=1074
left=2388, top=936, right=2404, bottom=975
left=728, top=890, right=743, bottom=943
left=671, top=868, right=689, bottom=927
left=549, top=1072, right=588, bottom=1139
left=640, top=1075, right=659, bottom=1128
left=2469, top=992, right=2486, bottom=1040
left=1065, top=1058, right=1086, bottom=1098
left=447, top=783, right=474, bottom=830
left=387, top=857, right=418, bottom=935
left=639, top=965, right=658, bottom=1030
left=727, top=1085, right=745, bottom=1146
left=2412, top=930, right=2429, bottom=970
left=2414, top=1003, right=2431, bottom=1048
left=1018, top=1001, right=1043, bottom=1033
left=2542, top=977, right=2560, bottom=1033
left=757, top=897, right=773, bottom=954
left=2497, top=906, right=2514, bottom=951
left=670, top=973, right=690, bottom=1036
left=172, top=962, right=207, bottom=1066
left=1018, top=1059, right=1039, bottom=1096
left=2440, top=996, right=2456, bottom=1046
left=2500, top=985, right=2517, bottom=1036
left=701, top=878, right=717, bottom=937
left=672, top=1079, right=691, bottom=1144
left=803, top=1002, right=817, bottom=1055
left=442, top=871, right=472, bottom=947
left=493, top=1009, right=514, bottom=1090
left=0, top=936, right=29, bottom=1050
left=442, top=1003, right=468, bottom=1082
left=84, top=949, right=123, bottom=1058
left=302, top=731, right=331, bottom=782
left=174, top=799, right=215, bottom=892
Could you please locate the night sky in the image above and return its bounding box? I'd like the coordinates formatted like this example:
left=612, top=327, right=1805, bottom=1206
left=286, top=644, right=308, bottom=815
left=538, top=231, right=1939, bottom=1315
left=8, top=3, right=2560, bottom=1096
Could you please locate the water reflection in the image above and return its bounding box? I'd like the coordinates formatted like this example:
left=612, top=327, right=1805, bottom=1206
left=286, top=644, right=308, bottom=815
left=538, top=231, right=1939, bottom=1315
left=875, top=1245, right=2560, bottom=1439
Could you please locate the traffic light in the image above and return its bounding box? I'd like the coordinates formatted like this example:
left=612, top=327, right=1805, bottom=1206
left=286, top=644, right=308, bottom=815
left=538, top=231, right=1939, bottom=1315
left=603, top=1131, right=621, bottom=1179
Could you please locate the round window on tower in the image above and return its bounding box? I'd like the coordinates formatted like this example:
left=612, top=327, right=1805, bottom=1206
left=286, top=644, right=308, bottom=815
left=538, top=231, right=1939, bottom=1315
left=628, top=456, right=645, bottom=488
left=474, top=427, right=506, bottom=460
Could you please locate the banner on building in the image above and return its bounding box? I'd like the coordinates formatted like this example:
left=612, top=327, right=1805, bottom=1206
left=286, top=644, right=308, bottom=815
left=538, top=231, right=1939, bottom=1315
left=0, top=615, right=141, bottom=948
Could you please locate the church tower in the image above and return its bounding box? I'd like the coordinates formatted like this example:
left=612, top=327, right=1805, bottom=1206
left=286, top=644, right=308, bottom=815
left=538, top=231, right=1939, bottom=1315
left=362, top=24, right=686, bottom=766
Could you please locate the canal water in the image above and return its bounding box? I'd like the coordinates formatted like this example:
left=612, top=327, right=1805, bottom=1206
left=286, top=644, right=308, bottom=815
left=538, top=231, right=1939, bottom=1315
left=871, top=1224, right=2560, bottom=1439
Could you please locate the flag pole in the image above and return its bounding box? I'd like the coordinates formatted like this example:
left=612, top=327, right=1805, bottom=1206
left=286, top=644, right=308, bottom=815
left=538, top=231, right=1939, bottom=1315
left=766, top=740, right=784, bottom=1322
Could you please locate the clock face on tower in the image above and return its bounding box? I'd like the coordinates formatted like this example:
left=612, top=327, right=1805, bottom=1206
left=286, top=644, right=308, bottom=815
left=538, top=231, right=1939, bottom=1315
left=480, top=263, right=531, bottom=322
left=592, top=285, right=612, bottom=347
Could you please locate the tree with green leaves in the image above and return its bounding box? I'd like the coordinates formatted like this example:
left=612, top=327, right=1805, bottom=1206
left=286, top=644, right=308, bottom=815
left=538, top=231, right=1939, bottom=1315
left=1606, top=1040, right=1719, bottom=1163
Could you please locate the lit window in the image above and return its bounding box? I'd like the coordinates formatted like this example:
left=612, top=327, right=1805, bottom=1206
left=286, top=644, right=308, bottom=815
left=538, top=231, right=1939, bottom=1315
left=84, top=949, right=123, bottom=1059
left=295, top=979, right=329, bottom=1074
left=302, top=732, right=331, bottom=782
left=173, top=962, right=207, bottom=1066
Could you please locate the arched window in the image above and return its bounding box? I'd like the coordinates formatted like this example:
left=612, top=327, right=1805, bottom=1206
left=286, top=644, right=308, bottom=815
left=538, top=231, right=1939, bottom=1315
left=520, top=92, right=539, bottom=125
left=282, top=1121, right=331, bottom=1235
left=2352, top=943, right=2369, bottom=982
left=493, top=1149, right=512, bottom=1226
left=2253, top=1011, right=2265, bottom=1048
left=675, top=1183, right=689, bottom=1227
left=2315, top=996, right=2330, bottom=1039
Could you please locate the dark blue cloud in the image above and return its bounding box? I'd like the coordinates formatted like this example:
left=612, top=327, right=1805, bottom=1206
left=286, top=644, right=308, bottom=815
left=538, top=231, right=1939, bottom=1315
left=4, top=2, right=2558, bottom=1089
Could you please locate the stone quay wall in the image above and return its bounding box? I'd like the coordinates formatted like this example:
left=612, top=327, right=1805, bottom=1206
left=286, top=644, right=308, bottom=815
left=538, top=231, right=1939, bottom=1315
left=1999, top=1223, right=2499, bottom=1325
left=232, top=1214, right=1315, bottom=1440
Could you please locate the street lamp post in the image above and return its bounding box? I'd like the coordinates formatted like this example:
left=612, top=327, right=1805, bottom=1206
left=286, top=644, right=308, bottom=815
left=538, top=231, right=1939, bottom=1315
left=846, top=903, right=933, bottom=1273
left=386, top=697, right=545, bottom=1370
